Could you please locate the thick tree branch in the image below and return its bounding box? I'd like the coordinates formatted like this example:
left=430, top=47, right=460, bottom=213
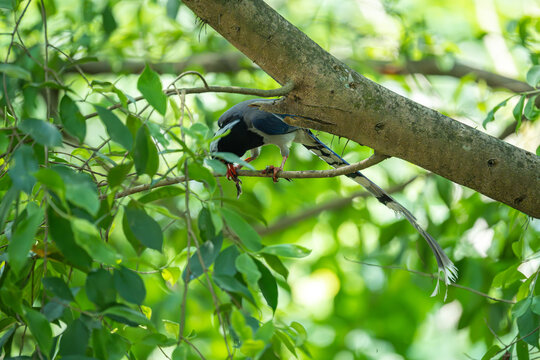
left=181, top=0, right=540, bottom=218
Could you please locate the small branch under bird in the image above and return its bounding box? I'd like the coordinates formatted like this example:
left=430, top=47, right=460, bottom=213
left=210, top=98, right=457, bottom=296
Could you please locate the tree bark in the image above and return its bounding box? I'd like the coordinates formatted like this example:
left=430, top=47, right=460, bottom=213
left=181, top=0, right=540, bottom=218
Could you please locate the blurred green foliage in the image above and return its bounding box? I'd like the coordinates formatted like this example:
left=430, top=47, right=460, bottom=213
left=0, top=0, right=538, bottom=359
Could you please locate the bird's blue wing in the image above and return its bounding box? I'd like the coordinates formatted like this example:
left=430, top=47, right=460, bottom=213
left=250, top=111, right=298, bottom=135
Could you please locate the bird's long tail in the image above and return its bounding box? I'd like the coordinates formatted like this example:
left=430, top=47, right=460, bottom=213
left=296, top=129, right=457, bottom=296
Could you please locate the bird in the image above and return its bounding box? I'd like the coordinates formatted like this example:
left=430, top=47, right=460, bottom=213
left=210, top=98, right=457, bottom=296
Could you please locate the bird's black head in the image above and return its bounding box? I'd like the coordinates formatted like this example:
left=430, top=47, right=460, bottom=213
left=210, top=118, right=264, bottom=160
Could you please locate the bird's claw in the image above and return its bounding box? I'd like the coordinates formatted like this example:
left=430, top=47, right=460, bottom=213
left=262, top=165, right=285, bottom=183
left=225, top=163, right=243, bottom=197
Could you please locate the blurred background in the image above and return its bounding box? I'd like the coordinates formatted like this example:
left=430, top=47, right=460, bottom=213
left=1, top=0, right=539, bottom=358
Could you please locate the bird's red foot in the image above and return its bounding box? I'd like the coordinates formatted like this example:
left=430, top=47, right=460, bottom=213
left=262, top=165, right=282, bottom=182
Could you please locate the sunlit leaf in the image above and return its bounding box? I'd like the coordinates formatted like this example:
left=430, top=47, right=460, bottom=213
left=137, top=64, right=167, bottom=115
left=221, top=208, right=262, bottom=251
left=24, top=306, right=52, bottom=355
left=513, top=95, right=526, bottom=133
left=526, top=65, right=540, bottom=87
left=260, top=244, right=311, bottom=258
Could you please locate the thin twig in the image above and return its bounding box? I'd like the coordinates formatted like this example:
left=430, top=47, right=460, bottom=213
left=348, top=259, right=515, bottom=304
left=83, top=82, right=295, bottom=120
left=103, top=157, right=390, bottom=200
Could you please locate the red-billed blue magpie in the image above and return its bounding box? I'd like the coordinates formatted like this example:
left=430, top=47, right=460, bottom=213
left=211, top=99, right=457, bottom=294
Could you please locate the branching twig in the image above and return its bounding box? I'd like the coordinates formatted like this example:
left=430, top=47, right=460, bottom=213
left=83, top=82, right=295, bottom=120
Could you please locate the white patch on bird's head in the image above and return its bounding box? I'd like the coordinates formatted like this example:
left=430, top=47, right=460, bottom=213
left=210, top=119, right=241, bottom=153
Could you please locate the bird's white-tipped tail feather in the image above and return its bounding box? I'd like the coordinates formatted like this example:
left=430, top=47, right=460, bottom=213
left=296, top=129, right=457, bottom=296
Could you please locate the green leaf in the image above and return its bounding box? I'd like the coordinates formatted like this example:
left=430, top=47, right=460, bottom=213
left=290, top=321, right=307, bottom=346
left=59, top=95, right=86, bottom=142
left=213, top=274, right=255, bottom=304
left=86, top=269, right=116, bottom=308
left=137, top=64, right=167, bottom=115
left=18, top=118, right=62, bottom=147
left=114, top=266, right=146, bottom=305
left=481, top=345, right=501, bottom=360
left=517, top=308, right=539, bottom=347
left=138, top=186, right=185, bottom=203
left=255, top=259, right=278, bottom=312
left=8, top=203, right=44, bottom=273
left=0, top=63, right=31, bottom=81
left=42, top=277, right=74, bottom=302
left=260, top=244, right=311, bottom=258
left=532, top=296, right=540, bottom=315
left=166, top=0, right=180, bottom=19
left=102, top=305, right=153, bottom=328
left=34, top=167, right=66, bottom=199
left=516, top=340, right=530, bottom=360
left=240, top=339, right=266, bottom=357
left=212, top=152, right=255, bottom=170
left=524, top=95, right=540, bottom=120
left=0, top=186, right=18, bottom=232
left=221, top=208, right=262, bottom=251
left=198, top=206, right=215, bottom=240
left=95, top=105, right=133, bottom=150
left=255, top=321, right=274, bottom=343
left=134, top=125, right=159, bottom=177
left=205, top=158, right=228, bottom=175
left=188, top=161, right=216, bottom=193
left=0, top=326, right=16, bottom=351
left=42, top=301, right=65, bottom=321
left=24, top=306, right=53, bottom=355
left=92, top=328, right=130, bottom=360
left=72, top=218, right=119, bottom=265
left=101, top=4, right=117, bottom=35
left=513, top=298, right=532, bottom=319
left=526, top=65, right=540, bottom=87
left=124, top=206, right=163, bottom=251
left=48, top=207, right=92, bottom=270
left=214, top=245, right=240, bottom=277
left=59, top=318, right=90, bottom=356
left=261, top=253, right=289, bottom=279
left=107, top=161, right=132, bottom=188
left=513, top=95, right=526, bottom=132
left=482, top=98, right=509, bottom=128
left=235, top=253, right=261, bottom=289
left=183, top=233, right=223, bottom=282
left=8, top=145, right=38, bottom=194
left=53, top=165, right=100, bottom=216
left=91, top=80, right=128, bottom=108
